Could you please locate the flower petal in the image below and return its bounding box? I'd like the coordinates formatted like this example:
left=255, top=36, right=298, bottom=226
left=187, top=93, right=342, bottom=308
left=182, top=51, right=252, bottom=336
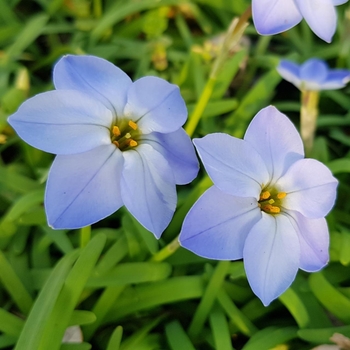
left=8, top=90, right=112, bottom=155
left=121, top=144, right=176, bottom=238
left=123, top=77, right=187, bottom=134
left=321, top=70, right=350, bottom=90
left=294, top=0, right=337, bottom=42
left=252, top=0, right=302, bottom=35
left=193, top=133, right=270, bottom=198
left=243, top=213, right=300, bottom=306
left=277, top=60, right=302, bottom=89
left=45, top=144, right=124, bottom=229
left=333, top=0, right=348, bottom=5
left=54, top=55, right=132, bottom=116
left=179, top=186, right=261, bottom=260
left=299, top=59, right=329, bottom=89
left=277, top=158, right=338, bottom=218
left=244, top=106, right=304, bottom=183
left=286, top=210, right=329, bottom=272
left=140, top=128, right=199, bottom=185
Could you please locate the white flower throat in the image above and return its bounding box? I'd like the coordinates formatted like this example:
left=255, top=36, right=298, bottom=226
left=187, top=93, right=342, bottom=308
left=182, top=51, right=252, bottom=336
left=258, top=188, right=287, bottom=214
left=111, top=119, right=140, bottom=151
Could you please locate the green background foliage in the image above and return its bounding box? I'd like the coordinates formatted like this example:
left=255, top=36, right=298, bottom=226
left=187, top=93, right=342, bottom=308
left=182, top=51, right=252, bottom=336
left=1, top=0, right=350, bottom=349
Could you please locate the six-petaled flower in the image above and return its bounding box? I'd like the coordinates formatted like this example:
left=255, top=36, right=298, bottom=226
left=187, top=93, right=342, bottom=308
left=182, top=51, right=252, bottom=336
left=8, top=55, right=199, bottom=238
left=179, top=106, right=338, bottom=306
left=277, top=58, right=350, bottom=91
left=252, top=0, right=349, bottom=43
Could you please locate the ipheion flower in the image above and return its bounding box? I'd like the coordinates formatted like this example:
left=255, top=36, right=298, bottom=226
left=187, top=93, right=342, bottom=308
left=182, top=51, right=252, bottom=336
left=277, top=58, right=350, bottom=91
left=8, top=55, right=199, bottom=238
left=179, top=106, right=338, bottom=306
left=252, top=0, right=349, bottom=43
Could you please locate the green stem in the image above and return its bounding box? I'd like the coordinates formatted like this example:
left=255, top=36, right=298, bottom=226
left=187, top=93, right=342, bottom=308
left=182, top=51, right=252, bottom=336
left=185, top=5, right=251, bottom=137
left=150, top=235, right=180, bottom=262
left=300, top=90, right=320, bottom=156
left=80, top=225, right=91, bottom=248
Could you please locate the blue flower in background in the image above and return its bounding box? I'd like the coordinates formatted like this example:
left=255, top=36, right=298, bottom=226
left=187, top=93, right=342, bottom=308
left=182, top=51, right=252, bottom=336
left=179, top=106, right=338, bottom=306
left=252, top=0, right=349, bottom=42
left=277, top=58, right=350, bottom=91
left=8, top=55, right=199, bottom=238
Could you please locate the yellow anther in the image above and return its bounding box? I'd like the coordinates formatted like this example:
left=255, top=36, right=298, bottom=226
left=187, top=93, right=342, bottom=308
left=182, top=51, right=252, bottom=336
left=260, top=191, right=271, bottom=200
left=270, top=206, right=281, bottom=213
left=128, top=120, right=138, bottom=130
left=129, top=139, right=138, bottom=147
left=277, top=192, right=287, bottom=199
left=113, top=141, right=120, bottom=147
left=125, top=133, right=131, bottom=139
left=112, top=126, right=121, bottom=136
left=268, top=199, right=275, bottom=204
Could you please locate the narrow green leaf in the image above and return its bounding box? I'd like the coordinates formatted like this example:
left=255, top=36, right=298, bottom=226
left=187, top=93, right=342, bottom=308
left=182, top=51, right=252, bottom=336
left=14, top=251, right=79, bottom=350
left=0, top=307, right=24, bottom=337
left=0, top=166, right=40, bottom=194
left=6, top=14, right=49, bottom=58
left=188, top=261, right=230, bottom=337
left=327, top=158, right=350, bottom=175
left=87, top=262, right=172, bottom=287
left=298, top=325, right=350, bottom=343
left=242, top=326, right=297, bottom=350
left=106, top=326, right=123, bottom=350
left=209, top=303, right=233, bottom=350
left=38, top=234, right=106, bottom=350
left=105, top=276, right=204, bottom=322
left=120, top=315, right=164, bottom=350
left=69, top=311, right=96, bottom=327
left=217, top=289, right=258, bottom=336
left=165, top=320, right=196, bottom=350
left=0, top=250, right=33, bottom=315
left=60, top=343, right=91, bottom=350
left=0, top=335, right=17, bottom=348
left=309, top=271, right=350, bottom=323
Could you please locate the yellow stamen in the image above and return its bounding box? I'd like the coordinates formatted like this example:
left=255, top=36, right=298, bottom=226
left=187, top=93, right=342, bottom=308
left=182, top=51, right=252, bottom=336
left=277, top=192, right=287, bottom=199
left=128, top=120, right=138, bottom=130
left=112, top=126, right=121, bottom=136
left=260, top=191, right=271, bottom=200
left=125, top=133, right=131, bottom=139
left=268, top=199, right=275, bottom=204
left=129, top=139, right=138, bottom=147
left=113, top=141, right=120, bottom=147
left=270, top=206, right=281, bottom=213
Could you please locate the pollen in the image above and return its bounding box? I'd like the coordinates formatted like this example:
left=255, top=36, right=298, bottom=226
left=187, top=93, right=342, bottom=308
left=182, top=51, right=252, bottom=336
left=260, top=191, right=271, bottom=200
left=112, top=126, right=121, bottom=137
left=129, top=140, right=138, bottom=147
left=125, top=133, right=131, bottom=139
left=128, top=120, right=138, bottom=130
left=277, top=192, right=287, bottom=199
left=268, top=199, right=275, bottom=204
left=269, top=206, right=281, bottom=213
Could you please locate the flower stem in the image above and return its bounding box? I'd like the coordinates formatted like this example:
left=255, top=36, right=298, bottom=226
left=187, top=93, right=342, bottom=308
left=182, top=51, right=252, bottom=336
left=300, top=90, right=320, bottom=156
left=80, top=225, right=91, bottom=248
left=150, top=235, right=180, bottom=262
left=185, top=6, right=251, bottom=137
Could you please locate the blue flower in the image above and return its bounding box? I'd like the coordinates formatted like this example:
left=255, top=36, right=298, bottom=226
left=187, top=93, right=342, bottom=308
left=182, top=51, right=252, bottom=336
left=179, top=106, right=338, bottom=306
left=277, top=58, right=350, bottom=91
left=8, top=55, right=199, bottom=238
left=252, top=0, right=348, bottom=43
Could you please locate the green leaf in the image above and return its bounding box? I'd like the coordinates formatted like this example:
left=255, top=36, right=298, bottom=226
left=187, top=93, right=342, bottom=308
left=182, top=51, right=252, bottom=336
left=165, top=320, right=196, bottom=350
left=14, top=251, right=79, bottom=350
left=106, top=326, right=123, bottom=350
left=309, top=271, right=350, bottom=323
left=209, top=303, right=233, bottom=350
left=298, top=325, right=350, bottom=343
left=87, top=262, right=172, bottom=287
left=0, top=307, right=24, bottom=337
left=37, top=234, right=106, bottom=350
left=68, top=311, right=96, bottom=327
left=242, top=326, right=297, bottom=350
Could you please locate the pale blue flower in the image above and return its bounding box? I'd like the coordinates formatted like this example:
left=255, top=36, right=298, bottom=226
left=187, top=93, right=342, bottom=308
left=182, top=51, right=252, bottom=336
left=252, top=0, right=348, bottom=43
left=179, top=106, right=338, bottom=306
left=277, top=58, right=350, bottom=91
left=8, top=55, right=199, bottom=238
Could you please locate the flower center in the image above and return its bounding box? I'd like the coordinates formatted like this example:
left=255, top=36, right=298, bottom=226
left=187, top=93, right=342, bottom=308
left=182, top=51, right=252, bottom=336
left=111, top=120, right=140, bottom=151
left=258, top=188, right=287, bottom=214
